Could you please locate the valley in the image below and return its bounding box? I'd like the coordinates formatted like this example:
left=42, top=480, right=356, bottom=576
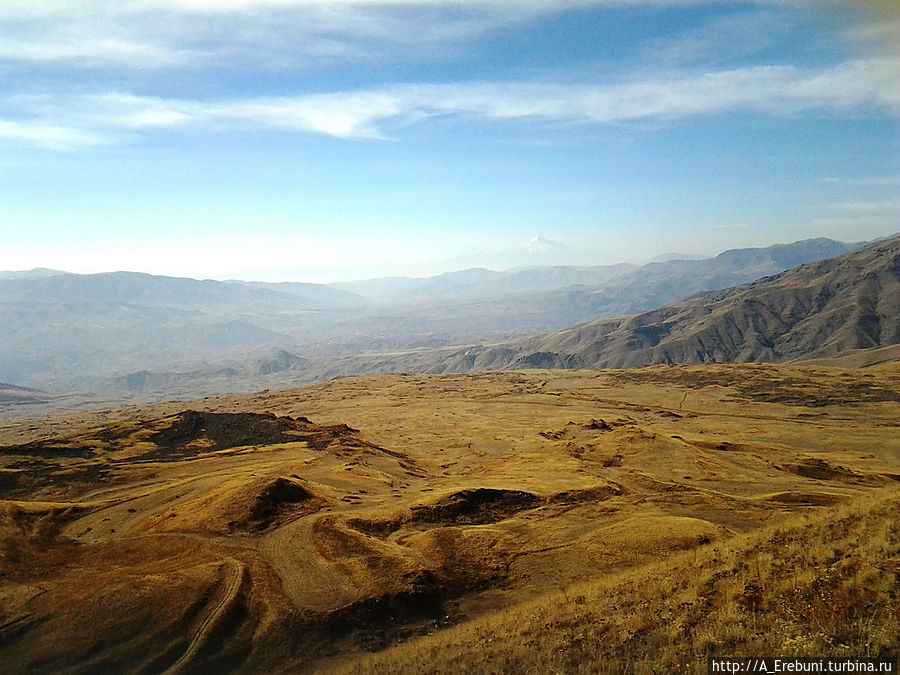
left=0, top=237, right=876, bottom=406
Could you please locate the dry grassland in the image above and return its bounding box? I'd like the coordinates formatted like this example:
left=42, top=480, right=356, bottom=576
left=0, top=364, right=897, bottom=672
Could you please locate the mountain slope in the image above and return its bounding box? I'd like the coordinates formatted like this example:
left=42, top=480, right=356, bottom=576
left=0, top=272, right=360, bottom=390
left=0, top=268, right=67, bottom=280
left=114, top=349, right=309, bottom=393
left=429, top=235, right=900, bottom=371
left=0, top=382, right=55, bottom=406
left=314, top=239, right=868, bottom=356
left=567, top=237, right=868, bottom=321
left=341, top=488, right=900, bottom=674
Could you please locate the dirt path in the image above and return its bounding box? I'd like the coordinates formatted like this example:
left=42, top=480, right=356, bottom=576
left=162, top=557, right=244, bottom=675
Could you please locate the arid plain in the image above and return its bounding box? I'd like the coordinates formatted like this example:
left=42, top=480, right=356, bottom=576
left=1, top=364, right=898, bottom=673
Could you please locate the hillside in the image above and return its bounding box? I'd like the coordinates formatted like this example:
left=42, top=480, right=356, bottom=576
left=0, top=268, right=67, bottom=281
left=323, top=238, right=868, bottom=341
left=341, top=487, right=900, bottom=674
left=0, top=272, right=356, bottom=391
left=0, top=366, right=898, bottom=672
left=114, top=349, right=310, bottom=393
left=428, top=235, right=899, bottom=372
left=0, top=382, right=54, bottom=407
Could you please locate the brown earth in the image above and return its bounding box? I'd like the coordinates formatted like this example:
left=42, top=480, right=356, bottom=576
left=0, top=364, right=898, bottom=672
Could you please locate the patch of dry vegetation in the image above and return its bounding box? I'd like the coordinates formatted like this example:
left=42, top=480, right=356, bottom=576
left=333, top=489, right=899, bottom=674
left=613, top=362, right=900, bottom=405
left=0, top=365, right=897, bottom=672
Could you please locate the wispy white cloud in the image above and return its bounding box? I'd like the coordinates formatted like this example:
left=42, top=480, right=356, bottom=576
left=0, top=0, right=713, bottom=18
left=0, top=2, right=508, bottom=72
left=838, top=1, right=900, bottom=57
left=1, top=0, right=892, bottom=78
left=3, top=54, right=898, bottom=150
left=639, top=8, right=794, bottom=67
left=0, top=32, right=192, bottom=67
left=0, top=0, right=800, bottom=73
left=0, top=118, right=106, bottom=151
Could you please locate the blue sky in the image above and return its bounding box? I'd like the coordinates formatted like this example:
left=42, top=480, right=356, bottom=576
left=1, top=0, right=898, bottom=282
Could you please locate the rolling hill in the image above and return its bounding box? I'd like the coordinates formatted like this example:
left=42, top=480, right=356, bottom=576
left=0, top=382, right=54, bottom=407
left=0, top=366, right=897, bottom=672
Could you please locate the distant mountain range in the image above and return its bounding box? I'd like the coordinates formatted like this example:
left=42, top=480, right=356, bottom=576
left=0, top=268, right=67, bottom=280
left=330, top=237, right=863, bottom=306
left=317, top=238, right=872, bottom=347
left=0, top=270, right=365, bottom=311
left=409, top=235, right=900, bottom=372
left=331, top=263, right=637, bottom=304
left=0, top=235, right=890, bottom=403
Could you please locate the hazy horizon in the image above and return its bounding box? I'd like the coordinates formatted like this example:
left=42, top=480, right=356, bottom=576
left=2, top=232, right=893, bottom=286
left=2, top=1, right=899, bottom=283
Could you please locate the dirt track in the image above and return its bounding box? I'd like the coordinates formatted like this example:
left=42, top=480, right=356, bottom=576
left=163, top=557, right=245, bottom=674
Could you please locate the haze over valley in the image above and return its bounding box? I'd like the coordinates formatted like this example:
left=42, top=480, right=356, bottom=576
left=2, top=236, right=890, bottom=409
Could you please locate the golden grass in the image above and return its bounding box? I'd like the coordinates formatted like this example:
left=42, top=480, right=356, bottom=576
left=330, top=488, right=899, bottom=674
left=0, top=366, right=897, bottom=672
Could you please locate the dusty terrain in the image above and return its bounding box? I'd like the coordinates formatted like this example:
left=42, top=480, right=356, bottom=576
left=0, top=364, right=898, bottom=672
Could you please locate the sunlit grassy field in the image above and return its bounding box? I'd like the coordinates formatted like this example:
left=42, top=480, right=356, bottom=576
left=0, top=364, right=897, bottom=672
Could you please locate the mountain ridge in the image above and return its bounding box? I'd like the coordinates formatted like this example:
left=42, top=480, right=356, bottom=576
left=0, top=236, right=889, bottom=403
left=424, top=235, right=899, bottom=372
left=0, top=270, right=365, bottom=311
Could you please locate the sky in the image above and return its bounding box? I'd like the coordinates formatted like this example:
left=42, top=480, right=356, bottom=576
left=1, top=0, right=898, bottom=282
